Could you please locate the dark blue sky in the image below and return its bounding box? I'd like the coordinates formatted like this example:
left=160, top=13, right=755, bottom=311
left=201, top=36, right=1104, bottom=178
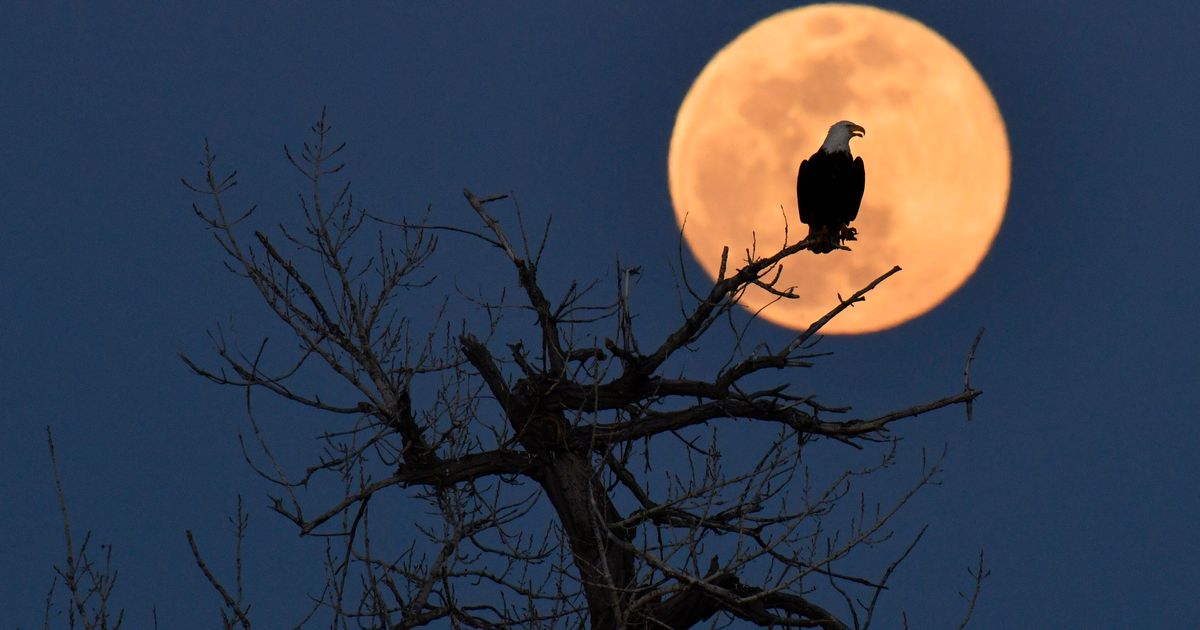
left=3, top=2, right=1197, bottom=627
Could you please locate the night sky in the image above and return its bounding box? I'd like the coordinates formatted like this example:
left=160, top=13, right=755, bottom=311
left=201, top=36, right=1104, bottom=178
left=3, top=2, right=1198, bottom=628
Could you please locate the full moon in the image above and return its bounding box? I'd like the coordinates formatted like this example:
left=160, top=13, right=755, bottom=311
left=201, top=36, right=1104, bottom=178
left=668, top=3, right=1009, bottom=333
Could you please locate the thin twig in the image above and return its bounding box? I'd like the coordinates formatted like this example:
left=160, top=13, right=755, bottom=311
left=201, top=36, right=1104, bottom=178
left=185, top=530, right=252, bottom=629
left=963, top=328, right=985, bottom=421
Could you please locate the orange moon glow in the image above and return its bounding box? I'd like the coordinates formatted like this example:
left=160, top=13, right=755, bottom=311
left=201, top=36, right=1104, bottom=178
left=668, top=4, right=1010, bottom=333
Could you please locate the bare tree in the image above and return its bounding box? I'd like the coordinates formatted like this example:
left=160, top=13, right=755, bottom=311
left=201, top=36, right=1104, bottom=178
left=181, top=111, right=987, bottom=629
left=42, top=428, right=128, bottom=630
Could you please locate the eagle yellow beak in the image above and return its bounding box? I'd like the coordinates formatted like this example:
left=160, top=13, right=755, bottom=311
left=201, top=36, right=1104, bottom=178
left=850, top=125, right=866, bottom=138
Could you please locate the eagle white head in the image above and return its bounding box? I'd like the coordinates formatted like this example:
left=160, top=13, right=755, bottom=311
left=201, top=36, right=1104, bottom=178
left=820, top=120, right=866, bottom=154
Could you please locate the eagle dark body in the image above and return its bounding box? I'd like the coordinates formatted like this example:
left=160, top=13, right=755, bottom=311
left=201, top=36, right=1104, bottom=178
left=797, top=121, right=866, bottom=254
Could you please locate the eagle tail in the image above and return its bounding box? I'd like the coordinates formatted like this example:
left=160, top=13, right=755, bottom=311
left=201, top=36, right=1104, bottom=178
left=805, top=225, right=838, bottom=254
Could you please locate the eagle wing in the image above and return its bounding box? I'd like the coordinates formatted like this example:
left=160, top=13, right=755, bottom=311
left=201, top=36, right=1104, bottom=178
left=843, top=156, right=865, bottom=222
left=796, top=158, right=816, bottom=226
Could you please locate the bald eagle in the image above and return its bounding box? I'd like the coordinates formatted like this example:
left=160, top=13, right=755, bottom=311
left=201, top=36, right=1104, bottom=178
left=797, top=120, right=866, bottom=254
